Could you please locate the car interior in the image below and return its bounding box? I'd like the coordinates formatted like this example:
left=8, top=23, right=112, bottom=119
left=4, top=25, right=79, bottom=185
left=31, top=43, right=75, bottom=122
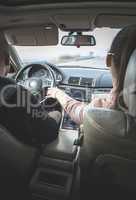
left=0, top=1, right=136, bottom=200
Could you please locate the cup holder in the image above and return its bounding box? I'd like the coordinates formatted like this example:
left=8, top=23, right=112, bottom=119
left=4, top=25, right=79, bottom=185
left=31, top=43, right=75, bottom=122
left=30, top=168, right=73, bottom=200
left=37, top=170, right=68, bottom=189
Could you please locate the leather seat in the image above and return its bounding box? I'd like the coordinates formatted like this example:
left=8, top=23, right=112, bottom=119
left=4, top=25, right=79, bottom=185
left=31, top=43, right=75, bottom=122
left=80, top=48, right=136, bottom=175
left=0, top=124, right=38, bottom=200
left=91, top=49, right=136, bottom=195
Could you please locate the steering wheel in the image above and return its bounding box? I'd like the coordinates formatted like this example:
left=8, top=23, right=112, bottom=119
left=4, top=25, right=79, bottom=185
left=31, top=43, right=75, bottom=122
left=15, top=63, right=56, bottom=96
left=15, top=63, right=62, bottom=112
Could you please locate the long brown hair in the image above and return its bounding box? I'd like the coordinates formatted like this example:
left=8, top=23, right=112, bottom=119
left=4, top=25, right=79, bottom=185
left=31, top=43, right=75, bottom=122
left=109, top=24, right=136, bottom=95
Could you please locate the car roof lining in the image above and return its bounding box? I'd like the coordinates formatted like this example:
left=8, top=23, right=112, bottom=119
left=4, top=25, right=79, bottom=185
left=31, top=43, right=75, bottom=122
left=1, top=0, right=136, bottom=6
left=0, top=2, right=136, bottom=30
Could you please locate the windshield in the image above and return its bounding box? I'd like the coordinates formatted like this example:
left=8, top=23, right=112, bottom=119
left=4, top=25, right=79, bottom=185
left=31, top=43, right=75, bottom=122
left=15, top=28, right=119, bottom=69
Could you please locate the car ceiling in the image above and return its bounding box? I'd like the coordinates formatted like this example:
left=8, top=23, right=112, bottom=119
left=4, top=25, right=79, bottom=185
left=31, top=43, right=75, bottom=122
left=0, top=0, right=135, bottom=6
left=0, top=1, right=136, bottom=32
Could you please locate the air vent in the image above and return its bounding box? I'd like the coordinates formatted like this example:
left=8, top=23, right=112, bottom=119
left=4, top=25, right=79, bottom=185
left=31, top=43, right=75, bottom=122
left=68, top=77, right=80, bottom=85
left=68, top=77, right=94, bottom=87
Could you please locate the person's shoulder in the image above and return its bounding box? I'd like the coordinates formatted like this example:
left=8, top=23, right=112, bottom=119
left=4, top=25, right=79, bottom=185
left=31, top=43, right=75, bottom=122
left=0, top=76, right=16, bottom=86
left=0, top=76, right=16, bottom=94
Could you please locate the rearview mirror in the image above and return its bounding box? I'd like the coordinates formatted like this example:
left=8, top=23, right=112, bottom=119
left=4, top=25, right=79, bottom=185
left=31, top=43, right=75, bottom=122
left=61, top=35, right=96, bottom=46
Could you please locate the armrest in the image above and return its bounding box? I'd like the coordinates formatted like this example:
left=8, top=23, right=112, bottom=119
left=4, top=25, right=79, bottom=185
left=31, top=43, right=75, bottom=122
left=43, top=129, right=79, bottom=161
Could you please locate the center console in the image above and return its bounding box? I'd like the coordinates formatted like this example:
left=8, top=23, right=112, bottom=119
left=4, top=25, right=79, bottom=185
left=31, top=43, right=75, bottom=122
left=59, top=84, right=92, bottom=130
left=29, top=129, right=80, bottom=200
left=61, top=112, right=79, bottom=130
left=64, top=86, right=92, bottom=103
left=29, top=85, right=87, bottom=200
left=30, top=166, right=73, bottom=200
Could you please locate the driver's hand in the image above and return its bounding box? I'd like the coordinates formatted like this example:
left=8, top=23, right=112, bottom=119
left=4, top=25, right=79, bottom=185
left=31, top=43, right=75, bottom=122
left=47, top=88, right=61, bottom=99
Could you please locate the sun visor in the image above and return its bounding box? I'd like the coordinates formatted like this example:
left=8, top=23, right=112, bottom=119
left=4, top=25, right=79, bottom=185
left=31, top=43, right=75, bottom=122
left=94, top=14, right=136, bottom=28
left=53, top=14, right=94, bottom=31
left=4, top=24, right=58, bottom=46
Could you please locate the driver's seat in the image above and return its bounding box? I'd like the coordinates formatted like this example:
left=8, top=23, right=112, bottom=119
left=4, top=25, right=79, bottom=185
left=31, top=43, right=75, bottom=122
left=80, top=49, right=136, bottom=197
left=0, top=124, right=38, bottom=200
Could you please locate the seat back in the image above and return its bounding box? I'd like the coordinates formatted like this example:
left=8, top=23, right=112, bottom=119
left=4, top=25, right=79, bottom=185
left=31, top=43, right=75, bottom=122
left=0, top=124, right=37, bottom=199
left=123, top=49, right=136, bottom=117
left=80, top=49, right=136, bottom=170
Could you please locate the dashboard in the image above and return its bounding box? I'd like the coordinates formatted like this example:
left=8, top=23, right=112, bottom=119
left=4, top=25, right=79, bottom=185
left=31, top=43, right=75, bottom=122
left=19, top=63, right=112, bottom=130
left=58, top=66, right=112, bottom=101
left=57, top=65, right=112, bottom=130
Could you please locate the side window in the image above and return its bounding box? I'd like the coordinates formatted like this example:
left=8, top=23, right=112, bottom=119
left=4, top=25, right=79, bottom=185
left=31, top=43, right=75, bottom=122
left=9, top=63, right=16, bottom=73
left=7, top=60, right=17, bottom=79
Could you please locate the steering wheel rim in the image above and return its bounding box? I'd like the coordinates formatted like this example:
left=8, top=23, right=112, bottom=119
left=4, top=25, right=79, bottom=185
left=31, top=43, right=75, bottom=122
left=15, top=63, right=56, bottom=91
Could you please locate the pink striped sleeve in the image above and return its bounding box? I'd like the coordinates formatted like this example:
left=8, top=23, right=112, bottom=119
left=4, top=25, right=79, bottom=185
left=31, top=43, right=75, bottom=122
left=63, top=90, right=116, bottom=125
left=64, top=97, right=85, bottom=124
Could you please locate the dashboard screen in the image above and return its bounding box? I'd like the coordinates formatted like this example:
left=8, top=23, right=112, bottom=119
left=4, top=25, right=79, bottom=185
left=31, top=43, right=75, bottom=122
left=61, top=87, right=86, bottom=130
left=70, top=88, right=86, bottom=101
left=61, top=112, right=79, bottom=130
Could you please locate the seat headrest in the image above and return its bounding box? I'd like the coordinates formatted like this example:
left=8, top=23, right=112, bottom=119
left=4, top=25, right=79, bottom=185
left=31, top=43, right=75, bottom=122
left=123, top=49, right=136, bottom=117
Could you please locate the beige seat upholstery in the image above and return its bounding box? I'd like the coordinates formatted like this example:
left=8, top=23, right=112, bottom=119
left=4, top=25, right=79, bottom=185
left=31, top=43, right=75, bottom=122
left=80, top=49, right=136, bottom=169
left=123, top=49, right=136, bottom=117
